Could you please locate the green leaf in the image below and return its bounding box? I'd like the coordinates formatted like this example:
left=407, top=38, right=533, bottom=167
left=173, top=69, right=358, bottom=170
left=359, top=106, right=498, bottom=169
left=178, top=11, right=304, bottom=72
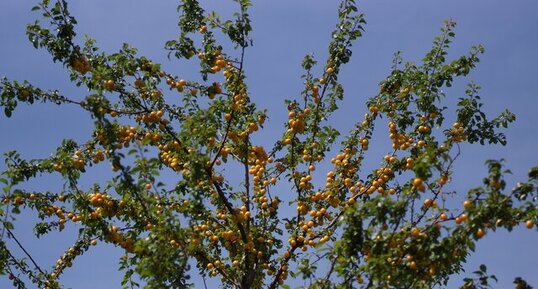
left=528, top=166, right=538, bottom=180
left=11, top=207, right=20, bottom=215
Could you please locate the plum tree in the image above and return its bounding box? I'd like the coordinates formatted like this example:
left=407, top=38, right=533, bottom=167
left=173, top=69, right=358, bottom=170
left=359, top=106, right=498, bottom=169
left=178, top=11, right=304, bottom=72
left=0, top=0, right=536, bottom=289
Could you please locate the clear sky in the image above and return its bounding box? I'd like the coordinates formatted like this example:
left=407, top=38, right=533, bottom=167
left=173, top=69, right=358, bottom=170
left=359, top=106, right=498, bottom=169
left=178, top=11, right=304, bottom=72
left=0, top=0, right=537, bottom=288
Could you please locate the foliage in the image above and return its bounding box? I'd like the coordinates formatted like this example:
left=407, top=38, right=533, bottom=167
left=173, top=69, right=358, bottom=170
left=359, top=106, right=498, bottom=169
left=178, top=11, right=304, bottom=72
left=0, top=1, right=536, bottom=289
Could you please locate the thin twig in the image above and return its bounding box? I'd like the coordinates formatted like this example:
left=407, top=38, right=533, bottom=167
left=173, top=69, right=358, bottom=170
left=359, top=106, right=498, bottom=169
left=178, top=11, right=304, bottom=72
left=1, top=222, right=45, bottom=275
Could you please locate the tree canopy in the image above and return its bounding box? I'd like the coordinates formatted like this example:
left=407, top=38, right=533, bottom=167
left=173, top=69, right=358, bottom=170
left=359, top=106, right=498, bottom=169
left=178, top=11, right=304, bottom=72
left=0, top=1, right=536, bottom=289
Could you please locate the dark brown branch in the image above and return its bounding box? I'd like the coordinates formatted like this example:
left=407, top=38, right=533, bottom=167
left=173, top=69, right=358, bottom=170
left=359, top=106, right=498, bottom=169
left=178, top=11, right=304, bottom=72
left=1, top=222, right=45, bottom=275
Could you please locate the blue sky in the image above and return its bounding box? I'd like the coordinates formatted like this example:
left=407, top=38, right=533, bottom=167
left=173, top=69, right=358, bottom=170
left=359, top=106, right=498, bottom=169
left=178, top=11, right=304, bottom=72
left=1, top=0, right=537, bottom=288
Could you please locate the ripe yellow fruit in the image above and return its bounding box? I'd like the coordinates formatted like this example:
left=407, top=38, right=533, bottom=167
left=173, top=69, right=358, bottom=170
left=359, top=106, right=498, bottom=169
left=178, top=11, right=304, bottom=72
left=410, top=227, right=421, bottom=238
left=71, top=55, right=91, bottom=74
left=319, top=235, right=330, bottom=243
left=104, top=79, right=116, bottom=90
left=438, top=175, right=448, bottom=185
left=475, top=228, right=485, bottom=239
left=423, top=198, right=434, bottom=208
left=73, top=159, right=85, bottom=170
left=418, top=125, right=430, bottom=133
left=134, top=78, right=145, bottom=88
left=412, top=178, right=423, bottom=187
left=526, top=220, right=534, bottom=229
